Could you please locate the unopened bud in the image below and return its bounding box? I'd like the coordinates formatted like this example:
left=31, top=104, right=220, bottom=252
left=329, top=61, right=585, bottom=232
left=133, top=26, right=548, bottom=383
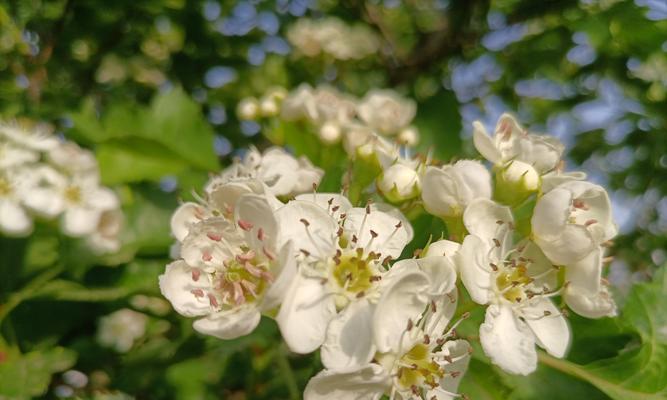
left=495, top=160, right=540, bottom=206
left=318, top=121, right=342, bottom=144
left=377, top=162, right=421, bottom=203
left=397, top=126, right=420, bottom=147
left=237, top=98, right=260, bottom=120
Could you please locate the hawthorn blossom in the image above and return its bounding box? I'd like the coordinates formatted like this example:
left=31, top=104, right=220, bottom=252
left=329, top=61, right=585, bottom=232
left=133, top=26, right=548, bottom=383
left=159, top=194, right=295, bottom=339
left=457, top=198, right=570, bottom=375
left=0, top=121, right=59, bottom=151
left=532, top=180, right=618, bottom=318
left=377, top=160, right=423, bottom=203
left=421, top=160, right=492, bottom=219
left=287, top=18, right=379, bottom=60
left=273, top=194, right=414, bottom=354
left=305, top=257, right=470, bottom=400
left=281, top=84, right=356, bottom=126
left=97, top=309, right=148, bottom=353
left=472, top=113, right=564, bottom=174
left=0, top=167, right=35, bottom=236
left=357, top=90, right=417, bottom=136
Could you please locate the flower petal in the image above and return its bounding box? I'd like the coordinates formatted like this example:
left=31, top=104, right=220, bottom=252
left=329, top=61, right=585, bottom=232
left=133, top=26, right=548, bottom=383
left=522, top=298, right=570, bottom=358
left=456, top=235, right=491, bottom=305
left=261, top=241, right=296, bottom=311
left=321, top=298, right=376, bottom=370
left=479, top=304, right=537, bottom=375
left=0, top=200, right=32, bottom=236
left=62, top=207, right=100, bottom=236
left=276, top=200, right=337, bottom=259
left=235, top=193, right=278, bottom=250
left=463, top=198, right=513, bottom=244
left=277, top=273, right=337, bottom=354
left=295, top=192, right=353, bottom=220
left=170, top=202, right=206, bottom=242
left=537, top=224, right=596, bottom=265
left=424, top=239, right=460, bottom=259
left=344, top=207, right=410, bottom=258
left=374, top=269, right=430, bottom=353
left=565, top=247, right=602, bottom=295
left=428, top=339, right=471, bottom=400
left=193, top=308, right=261, bottom=339
left=158, top=260, right=211, bottom=317
left=565, top=284, right=617, bottom=319
left=472, top=121, right=502, bottom=164
left=304, top=365, right=390, bottom=400
left=532, top=187, right=571, bottom=239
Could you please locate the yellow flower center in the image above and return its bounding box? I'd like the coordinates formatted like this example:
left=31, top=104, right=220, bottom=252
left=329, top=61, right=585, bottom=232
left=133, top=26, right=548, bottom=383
left=64, top=185, right=82, bottom=203
left=332, top=251, right=374, bottom=294
left=0, top=177, right=11, bottom=196
left=496, top=263, right=532, bottom=302
left=396, top=343, right=444, bottom=390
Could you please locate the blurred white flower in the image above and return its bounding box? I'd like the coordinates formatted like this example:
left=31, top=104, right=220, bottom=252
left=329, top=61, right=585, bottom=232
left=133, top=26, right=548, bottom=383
left=160, top=194, right=296, bottom=339
left=421, top=160, right=492, bottom=219
left=357, top=90, right=416, bottom=136
left=473, top=113, right=564, bottom=174
left=457, top=198, right=571, bottom=375
left=236, top=97, right=260, bottom=120
left=0, top=168, right=35, bottom=236
left=0, top=121, right=59, bottom=151
left=97, top=309, right=148, bottom=353
left=377, top=160, right=422, bottom=203
left=287, top=18, right=379, bottom=61
left=87, top=209, right=124, bottom=254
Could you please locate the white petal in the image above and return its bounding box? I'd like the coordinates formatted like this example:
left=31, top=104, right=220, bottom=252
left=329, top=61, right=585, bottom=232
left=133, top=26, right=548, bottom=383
left=374, top=269, right=430, bottom=353
left=170, top=202, right=206, bottom=242
left=565, top=247, right=602, bottom=295
left=277, top=273, right=337, bottom=354
left=522, top=298, right=570, bottom=358
left=428, top=339, right=471, bottom=400
left=456, top=235, right=491, bottom=305
left=370, top=202, right=414, bottom=243
left=87, top=187, right=119, bottom=210
left=537, top=224, right=596, bottom=265
left=541, top=171, right=587, bottom=193
left=565, top=284, right=617, bottom=319
left=193, top=308, right=261, bottom=339
left=158, top=260, right=211, bottom=317
left=261, top=241, right=296, bottom=311
left=532, top=188, right=571, bottom=239
left=417, top=256, right=457, bottom=296
left=62, top=207, right=101, bottom=236
left=479, top=304, right=537, bottom=375
left=472, top=121, right=502, bottom=164
left=0, top=200, right=32, bottom=236
left=421, top=166, right=460, bottom=217
left=463, top=198, right=513, bottom=243
left=23, top=187, right=65, bottom=217
left=304, top=365, right=390, bottom=400
left=321, top=299, right=376, bottom=370
left=424, top=289, right=458, bottom=337
left=295, top=192, right=353, bottom=220
left=344, top=207, right=410, bottom=258
left=276, top=200, right=337, bottom=259
left=235, top=193, right=278, bottom=250
left=451, top=160, right=493, bottom=204
left=424, top=239, right=460, bottom=259
left=180, top=218, right=237, bottom=271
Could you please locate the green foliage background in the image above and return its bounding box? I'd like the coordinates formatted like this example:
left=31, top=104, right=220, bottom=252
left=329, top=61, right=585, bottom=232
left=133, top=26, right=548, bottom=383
left=0, top=0, right=665, bottom=399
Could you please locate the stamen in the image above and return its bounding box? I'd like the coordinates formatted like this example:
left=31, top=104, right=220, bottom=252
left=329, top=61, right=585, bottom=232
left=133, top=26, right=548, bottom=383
left=238, top=219, right=254, bottom=231
left=191, top=268, right=201, bottom=281
left=584, top=219, right=598, bottom=226
left=257, top=228, right=265, bottom=241
left=208, top=293, right=219, bottom=307
left=207, top=233, right=222, bottom=241
left=191, top=289, right=204, bottom=297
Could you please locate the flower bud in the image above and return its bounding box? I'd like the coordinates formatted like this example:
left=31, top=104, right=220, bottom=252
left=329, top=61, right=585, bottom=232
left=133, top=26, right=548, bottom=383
left=494, top=160, right=539, bottom=206
left=397, top=126, right=419, bottom=147
left=318, top=121, right=342, bottom=144
left=377, top=162, right=421, bottom=203
left=236, top=98, right=260, bottom=120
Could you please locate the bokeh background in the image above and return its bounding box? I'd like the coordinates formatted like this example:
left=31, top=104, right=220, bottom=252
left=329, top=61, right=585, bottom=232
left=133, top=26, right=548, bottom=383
left=0, top=0, right=665, bottom=399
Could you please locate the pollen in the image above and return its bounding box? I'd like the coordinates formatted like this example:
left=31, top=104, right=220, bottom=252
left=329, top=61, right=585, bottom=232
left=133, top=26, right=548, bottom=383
left=331, top=251, right=375, bottom=294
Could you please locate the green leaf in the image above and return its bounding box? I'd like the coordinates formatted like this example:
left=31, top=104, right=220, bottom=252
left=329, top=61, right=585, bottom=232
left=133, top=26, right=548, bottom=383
left=539, top=267, right=667, bottom=400
left=0, top=347, right=76, bottom=399
left=96, top=140, right=190, bottom=185
left=459, top=358, right=514, bottom=400
left=147, top=87, right=219, bottom=171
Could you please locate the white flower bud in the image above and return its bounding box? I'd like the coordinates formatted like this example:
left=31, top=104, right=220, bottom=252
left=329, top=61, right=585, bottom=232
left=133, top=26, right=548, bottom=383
left=259, top=97, right=280, bottom=117
left=494, top=160, right=540, bottom=206
left=236, top=98, right=260, bottom=120
left=318, top=121, right=342, bottom=144
left=397, top=126, right=419, bottom=147
left=377, top=162, right=421, bottom=203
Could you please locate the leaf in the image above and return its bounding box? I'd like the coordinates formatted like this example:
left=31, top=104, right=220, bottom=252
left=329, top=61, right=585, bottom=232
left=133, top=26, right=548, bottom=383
left=147, top=87, right=219, bottom=171
left=0, top=347, right=76, bottom=399
left=539, top=266, right=667, bottom=400
left=459, top=358, right=514, bottom=400
left=96, top=139, right=190, bottom=185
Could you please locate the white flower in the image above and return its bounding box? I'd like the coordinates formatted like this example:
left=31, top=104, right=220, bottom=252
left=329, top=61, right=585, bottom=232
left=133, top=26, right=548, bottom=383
left=273, top=194, right=414, bottom=354
left=397, top=126, right=420, bottom=147
left=287, top=18, right=379, bottom=60
left=357, top=90, right=416, bottom=136
left=377, top=161, right=422, bottom=203
left=259, top=87, right=288, bottom=117
left=97, top=309, right=147, bottom=353
left=0, top=167, right=35, bottom=236
left=318, top=121, right=342, bottom=145
left=159, top=194, right=296, bottom=339
left=245, top=147, right=324, bottom=197
left=0, top=140, right=39, bottom=169
left=48, top=141, right=99, bottom=175
left=540, top=170, right=587, bottom=193
left=281, top=84, right=356, bottom=126
left=472, top=113, right=564, bottom=174
left=532, top=180, right=617, bottom=266
left=421, top=160, right=492, bottom=219
left=87, top=209, right=124, bottom=254
left=305, top=257, right=470, bottom=400
left=494, top=160, right=541, bottom=206
left=0, top=121, right=59, bottom=151
left=457, top=199, right=571, bottom=375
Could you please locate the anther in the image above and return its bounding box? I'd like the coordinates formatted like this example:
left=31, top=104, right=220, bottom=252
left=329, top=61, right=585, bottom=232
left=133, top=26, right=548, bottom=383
left=370, top=230, right=378, bottom=238
left=257, top=228, right=265, bottom=241
left=406, top=319, right=414, bottom=331
left=496, top=220, right=504, bottom=225
left=300, top=218, right=310, bottom=227
left=300, top=249, right=311, bottom=257
left=337, top=227, right=344, bottom=237
left=207, top=233, right=222, bottom=241
left=382, top=256, right=393, bottom=265
left=450, top=371, right=461, bottom=378
left=191, top=268, right=201, bottom=281
left=584, top=219, right=598, bottom=226
left=191, top=289, right=204, bottom=297
left=356, top=291, right=365, bottom=298
left=365, top=204, right=371, bottom=214
left=331, top=205, right=340, bottom=212
left=208, top=293, right=219, bottom=308
left=431, top=300, right=437, bottom=312
left=423, top=334, right=430, bottom=344
left=395, top=221, right=402, bottom=228
left=493, top=238, right=501, bottom=247
left=238, top=219, right=253, bottom=231
left=201, top=252, right=212, bottom=262
left=369, top=275, right=382, bottom=282
left=489, top=262, right=498, bottom=271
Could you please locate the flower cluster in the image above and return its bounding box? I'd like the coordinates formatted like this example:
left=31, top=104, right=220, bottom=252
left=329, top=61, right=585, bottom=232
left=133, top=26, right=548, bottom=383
left=0, top=121, right=122, bottom=253
left=160, top=111, right=619, bottom=397
left=286, top=17, right=380, bottom=61
left=238, top=84, right=420, bottom=151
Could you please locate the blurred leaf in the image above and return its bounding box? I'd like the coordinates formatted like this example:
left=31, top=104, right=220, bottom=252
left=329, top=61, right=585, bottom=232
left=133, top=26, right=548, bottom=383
left=0, top=346, right=76, bottom=399
left=459, top=358, right=514, bottom=399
